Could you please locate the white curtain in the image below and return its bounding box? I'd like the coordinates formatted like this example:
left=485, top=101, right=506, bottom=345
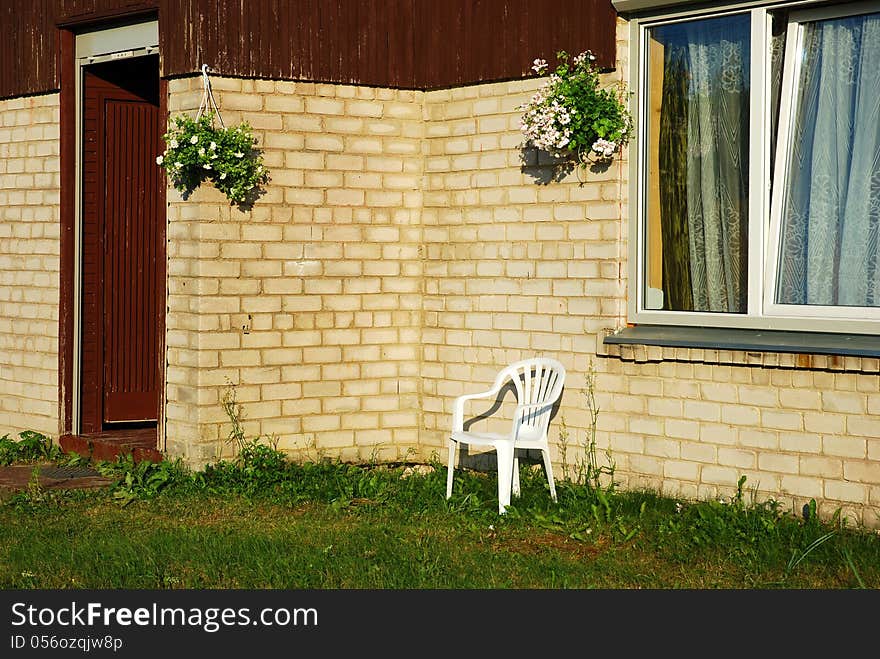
left=656, top=16, right=750, bottom=313
left=684, top=21, right=750, bottom=312
left=777, top=12, right=880, bottom=307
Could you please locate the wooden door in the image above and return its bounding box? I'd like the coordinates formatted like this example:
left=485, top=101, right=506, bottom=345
left=81, top=56, right=162, bottom=432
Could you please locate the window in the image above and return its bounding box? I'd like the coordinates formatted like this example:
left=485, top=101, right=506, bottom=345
left=633, top=1, right=880, bottom=334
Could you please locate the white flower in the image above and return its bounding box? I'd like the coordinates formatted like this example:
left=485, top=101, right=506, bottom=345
left=198, top=147, right=205, bottom=157
left=203, top=163, right=212, bottom=170
left=592, top=138, right=617, bottom=158
left=155, top=155, right=164, bottom=165
left=209, top=141, right=217, bottom=150
left=189, top=135, right=198, bottom=144
left=234, top=151, right=244, bottom=158
left=174, top=162, right=183, bottom=169
left=532, top=58, right=548, bottom=75
left=170, top=139, right=179, bottom=149
left=219, top=172, right=227, bottom=180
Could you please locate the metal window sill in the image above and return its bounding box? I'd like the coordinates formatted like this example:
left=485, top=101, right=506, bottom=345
left=603, top=325, right=880, bottom=358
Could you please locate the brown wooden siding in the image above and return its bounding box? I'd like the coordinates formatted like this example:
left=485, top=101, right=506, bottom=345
left=1, top=0, right=159, bottom=99
left=3, top=1, right=617, bottom=99
left=0, top=0, right=58, bottom=99
left=162, top=0, right=618, bottom=89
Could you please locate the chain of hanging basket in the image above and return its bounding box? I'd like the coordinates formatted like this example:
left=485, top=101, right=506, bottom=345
left=196, top=63, right=225, bottom=128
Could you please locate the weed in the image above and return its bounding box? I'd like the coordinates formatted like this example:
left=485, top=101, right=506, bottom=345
left=786, top=530, right=836, bottom=575
left=0, top=431, right=61, bottom=466
left=219, top=381, right=281, bottom=463
left=841, top=546, right=867, bottom=588
left=97, top=455, right=191, bottom=507
left=220, top=381, right=248, bottom=458
left=6, top=465, right=58, bottom=511
left=556, top=360, right=615, bottom=498
left=579, top=360, right=616, bottom=491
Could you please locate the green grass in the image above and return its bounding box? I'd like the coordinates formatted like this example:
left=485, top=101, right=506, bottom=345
left=1, top=434, right=878, bottom=589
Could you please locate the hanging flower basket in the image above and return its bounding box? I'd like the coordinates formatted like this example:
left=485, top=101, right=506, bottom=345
left=519, top=50, right=633, bottom=167
left=156, top=65, right=269, bottom=208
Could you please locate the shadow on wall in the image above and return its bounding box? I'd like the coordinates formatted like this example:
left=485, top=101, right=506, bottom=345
left=520, top=145, right=612, bottom=185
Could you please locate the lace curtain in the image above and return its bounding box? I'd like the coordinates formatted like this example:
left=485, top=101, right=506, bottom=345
left=658, top=16, right=750, bottom=312
left=777, top=12, right=880, bottom=307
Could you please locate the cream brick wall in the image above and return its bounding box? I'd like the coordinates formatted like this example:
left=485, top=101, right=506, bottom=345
left=165, top=78, right=425, bottom=467
left=419, top=22, right=631, bottom=462
left=594, top=343, right=880, bottom=527
left=0, top=94, right=61, bottom=438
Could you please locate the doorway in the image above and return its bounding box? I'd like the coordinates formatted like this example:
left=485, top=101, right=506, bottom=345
left=79, top=54, right=163, bottom=436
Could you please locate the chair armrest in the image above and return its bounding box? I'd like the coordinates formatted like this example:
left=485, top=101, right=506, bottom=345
left=452, top=387, right=502, bottom=433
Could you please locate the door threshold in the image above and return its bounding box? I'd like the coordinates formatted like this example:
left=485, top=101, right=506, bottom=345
left=59, top=426, right=162, bottom=463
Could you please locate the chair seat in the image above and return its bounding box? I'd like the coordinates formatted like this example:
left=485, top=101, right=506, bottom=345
left=450, top=430, right=508, bottom=446
left=451, top=427, right=544, bottom=447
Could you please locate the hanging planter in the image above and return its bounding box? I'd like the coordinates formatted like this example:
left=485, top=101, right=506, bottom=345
left=156, top=65, right=269, bottom=208
left=519, top=50, right=633, bottom=167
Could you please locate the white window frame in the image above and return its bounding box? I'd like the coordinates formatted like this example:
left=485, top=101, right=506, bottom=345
left=629, top=0, right=880, bottom=336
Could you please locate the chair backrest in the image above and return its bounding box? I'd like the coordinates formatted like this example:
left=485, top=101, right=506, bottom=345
left=501, top=358, right=566, bottom=440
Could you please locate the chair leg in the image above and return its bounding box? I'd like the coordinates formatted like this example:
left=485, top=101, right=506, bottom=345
left=541, top=448, right=557, bottom=503
left=512, top=453, right=520, bottom=497
left=446, top=439, right=456, bottom=499
left=496, top=443, right=515, bottom=514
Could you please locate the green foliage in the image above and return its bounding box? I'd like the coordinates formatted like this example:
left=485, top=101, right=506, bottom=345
left=0, top=431, right=61, bottom=466
left=3, top=417, right=879, bottom=588
left=220, top=382, right=248, bottom=456
left=157, top=111, right=269, bottom=207
left=2, top=437, right=879, bottom=588
left=96, top=455, right=192, bottom=507
left=558, top=359, right=615, bottom=493
left=218, top=381, right=282, bottom=463
left=520, top=50, right=633, bottom=165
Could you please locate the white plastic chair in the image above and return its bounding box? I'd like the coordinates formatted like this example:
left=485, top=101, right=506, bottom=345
left=446, top=358, right=566, bottom=514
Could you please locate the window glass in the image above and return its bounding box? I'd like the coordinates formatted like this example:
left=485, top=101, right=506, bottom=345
left=644, top=14, right=751, bottom=313
left=776, top=11, right=880, bottom=307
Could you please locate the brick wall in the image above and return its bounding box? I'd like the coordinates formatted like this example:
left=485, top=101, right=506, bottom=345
left=0, top=94, right=60, bottom=438
left=419, top=22, right=631, bottom=466
left=164, top=78, right=426, bottom=466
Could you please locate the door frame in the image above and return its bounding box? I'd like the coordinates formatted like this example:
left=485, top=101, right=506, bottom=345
left=59, top=18, right=166, bottom=446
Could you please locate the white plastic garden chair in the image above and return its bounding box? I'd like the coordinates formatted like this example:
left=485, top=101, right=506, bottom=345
left=446, top=357, right=566, bottom=514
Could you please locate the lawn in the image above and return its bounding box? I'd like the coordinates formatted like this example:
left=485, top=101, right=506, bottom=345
left=1, top=434, right=878, bottom=589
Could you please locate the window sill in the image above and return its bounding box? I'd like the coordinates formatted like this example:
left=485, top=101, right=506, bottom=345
left=604, top=325, right=880, bottom=357
left=600, top=325, right=880, bottom=373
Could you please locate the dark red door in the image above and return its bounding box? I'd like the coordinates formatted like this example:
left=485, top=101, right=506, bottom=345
left=81, top=56, right=162, bottom=432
